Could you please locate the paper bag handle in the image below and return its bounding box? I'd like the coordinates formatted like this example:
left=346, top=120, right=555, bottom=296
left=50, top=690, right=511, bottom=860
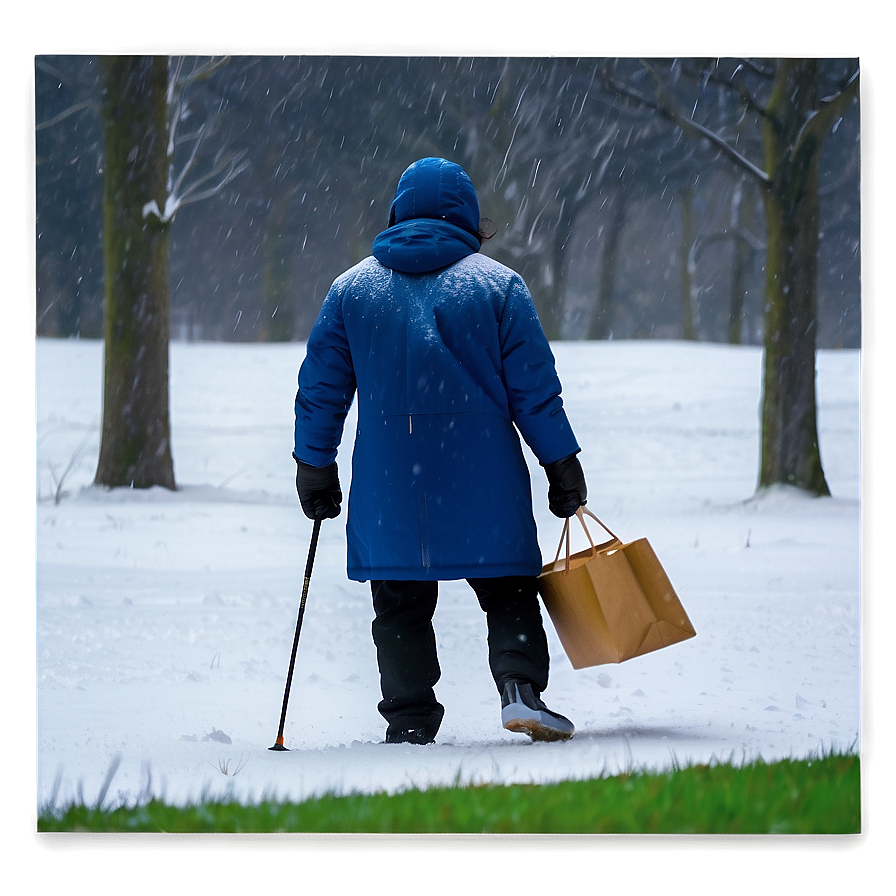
left=553, top=506, right=622, bottom=572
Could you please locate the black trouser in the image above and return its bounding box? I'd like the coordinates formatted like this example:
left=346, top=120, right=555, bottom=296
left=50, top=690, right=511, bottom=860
left=370, top=576, right=550, bottom=740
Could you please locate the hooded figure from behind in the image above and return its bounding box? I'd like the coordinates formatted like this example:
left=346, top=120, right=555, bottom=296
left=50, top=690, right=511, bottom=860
left=294, top=157, right=587, bottom=744
left=371, top=155, right=483, bottom=273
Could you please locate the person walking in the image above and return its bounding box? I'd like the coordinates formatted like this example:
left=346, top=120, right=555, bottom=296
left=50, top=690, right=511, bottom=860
left=293, top=157, right=587, bottom=744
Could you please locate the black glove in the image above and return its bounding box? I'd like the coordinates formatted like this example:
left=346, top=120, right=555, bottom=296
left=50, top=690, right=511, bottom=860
left=295, top=458, right=342, bottom=520
left=543, top=453, right=587, bottom=518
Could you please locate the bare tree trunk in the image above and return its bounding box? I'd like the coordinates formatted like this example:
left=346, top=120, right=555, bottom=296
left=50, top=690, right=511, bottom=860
left=588, top=195, right=626, bottom=340
left=727, top=234, right=750, bottom=345
left=679, top=184, right=698, bottom=340
left=727, top=180, right=752, bottom=345
left=758, top=60, right=829, bottom=496
left=261, top=191, right=295, bottom=342
left=94, top=56, right=176, bottom=490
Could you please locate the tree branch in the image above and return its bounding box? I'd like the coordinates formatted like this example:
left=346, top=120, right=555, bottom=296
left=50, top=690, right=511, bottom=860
left=795, top=67, right=859, bottom=153
left=176, top=56, right=231, bottom=91
left=174, top=149, right=249, bottom=210
left=145, top=149, right=249, bottom=222
left=601, top=63, right=772, bottom=186
left=35, top=100, right=94, bottom=132
left=169, top=121, right=208, bottom=202
left=702, top=62, right=773, bottom=122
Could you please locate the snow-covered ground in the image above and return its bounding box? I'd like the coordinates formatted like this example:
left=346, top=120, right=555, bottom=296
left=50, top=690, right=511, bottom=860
left=34, top=337, right=862, bottom=818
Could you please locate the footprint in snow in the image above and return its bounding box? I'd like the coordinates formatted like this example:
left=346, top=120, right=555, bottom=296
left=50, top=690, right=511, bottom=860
left=203, top=728, right=232, bottom=744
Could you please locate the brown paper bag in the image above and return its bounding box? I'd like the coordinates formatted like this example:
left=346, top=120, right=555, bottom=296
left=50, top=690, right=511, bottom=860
left=537, top=508, right=696, bottom=669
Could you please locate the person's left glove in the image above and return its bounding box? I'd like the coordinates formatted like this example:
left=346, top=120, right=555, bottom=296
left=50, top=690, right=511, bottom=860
left=542, top=452, right=587, bottom=518
left=294, top=457, right=342, bottom=520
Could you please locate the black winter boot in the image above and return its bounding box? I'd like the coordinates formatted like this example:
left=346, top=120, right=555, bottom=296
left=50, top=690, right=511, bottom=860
left=384, top=726, right=438, bottom=745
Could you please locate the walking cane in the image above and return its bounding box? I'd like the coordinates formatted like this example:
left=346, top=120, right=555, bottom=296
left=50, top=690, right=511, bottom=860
left=269, top=517, right=322, bottom=751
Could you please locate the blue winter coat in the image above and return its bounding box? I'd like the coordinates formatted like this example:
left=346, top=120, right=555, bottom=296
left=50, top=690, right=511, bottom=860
left=295, top=158, right=580, bottom=581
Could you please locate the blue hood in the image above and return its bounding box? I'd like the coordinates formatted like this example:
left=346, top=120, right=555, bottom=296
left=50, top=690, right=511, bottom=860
left=372, top=158, right=482, bottom=274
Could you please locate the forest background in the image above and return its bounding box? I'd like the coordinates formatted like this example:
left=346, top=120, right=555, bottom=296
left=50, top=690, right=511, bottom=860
left=34, top=55, right=860, bottom=351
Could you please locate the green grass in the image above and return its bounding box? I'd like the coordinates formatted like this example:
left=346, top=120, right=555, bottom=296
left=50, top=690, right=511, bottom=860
left=38, top=752, right=860, bottom=835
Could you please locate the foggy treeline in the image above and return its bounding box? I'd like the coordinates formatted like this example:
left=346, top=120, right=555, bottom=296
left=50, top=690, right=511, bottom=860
left=35, top=56, right=861, bottom=348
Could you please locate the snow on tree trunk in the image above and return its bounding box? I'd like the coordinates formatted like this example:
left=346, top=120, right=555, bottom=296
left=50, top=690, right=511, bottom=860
left=94, top=56, right=176, bottom=490
left=758, top=60, right=830, bottom=496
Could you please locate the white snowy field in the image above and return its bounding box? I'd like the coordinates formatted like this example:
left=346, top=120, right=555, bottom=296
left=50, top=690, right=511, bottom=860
left=33, top=336, right=863, bottom=819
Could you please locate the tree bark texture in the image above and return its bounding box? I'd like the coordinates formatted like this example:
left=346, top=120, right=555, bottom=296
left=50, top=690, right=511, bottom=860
left=759, top=60, right=830, bottom=496
left=94, top=56, right=176, bottom=489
